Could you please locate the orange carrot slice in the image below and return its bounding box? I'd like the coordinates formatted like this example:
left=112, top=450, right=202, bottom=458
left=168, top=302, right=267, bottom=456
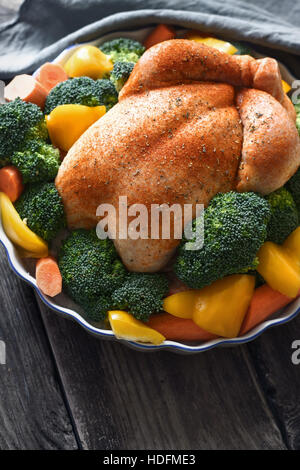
left=36, top=63, right=68, bottom=93
left=36, top=256, right=62, bottom=297
left=240, top=284, right=297, bottom=335
left=0, top=166, right=24, bottom=202
left=149, top=284, right=300, bottom=341
left=144, top=24, right=176, bottom=49
left=147, top=313, right=217, bottom=341
left=5, top=74, right=48, bottom=109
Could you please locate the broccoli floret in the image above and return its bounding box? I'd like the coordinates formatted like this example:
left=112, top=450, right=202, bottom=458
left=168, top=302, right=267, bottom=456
left=81, top=295, right=115, bottom=323
left=59, top=229, right=127, bottom=309
left=265, top=187, right=299, bottom=244
left=95, top=79, right=118, bottom=109
left=45, top=77, right=100, bottom=113
left=174, top=191, right=271, bottom=289
left=15, top=183, right=66, bottom=241
left=286, top=166, right=300, bottom=217
left=59, top=231, right=168, bottom=322
left=26, top=118, right=49, bottom=142
left=99, top=38, right=145, bottom=64
left=0, top=98, right=48, bottom=166
left=112, top=273, right=169, bottom=321
left=110, top=61, right=135, bottom=92
left=44, top=77, right=118, bottom=114
left=11, top=140, right=60, bottom=184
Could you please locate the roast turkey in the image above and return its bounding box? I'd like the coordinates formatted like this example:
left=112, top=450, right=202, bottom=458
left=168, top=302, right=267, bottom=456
left=56, top=40, right=300, bottom=272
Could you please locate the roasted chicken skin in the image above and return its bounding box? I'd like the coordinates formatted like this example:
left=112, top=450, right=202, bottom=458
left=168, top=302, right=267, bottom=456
left=56, top=40, right=300, bottom=272
left=236, top=88, right=300, bottom=194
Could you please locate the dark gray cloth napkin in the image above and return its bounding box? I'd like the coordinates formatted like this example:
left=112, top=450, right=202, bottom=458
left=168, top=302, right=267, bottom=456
left=0, top=0, right=300, bottom=79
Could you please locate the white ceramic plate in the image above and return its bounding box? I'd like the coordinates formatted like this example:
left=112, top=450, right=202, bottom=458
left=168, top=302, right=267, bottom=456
left=2, top=26, right=300, bottom=354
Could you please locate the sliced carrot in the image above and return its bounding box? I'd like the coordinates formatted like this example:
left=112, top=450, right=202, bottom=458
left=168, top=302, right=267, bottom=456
left=36, top=256, right=62, bottom=297
left=5, top=74, right=48, bottom=109
left=147, top=313, right=217, bottom=342
left=36, top=63, right=68, bottom=93
left=144, top=24, right=176, bottom=49
left=240, top=284, right=297, bottom=335
left=0, top=166, right=24, bottom=202
left=149, top=284, right=300, bottom=341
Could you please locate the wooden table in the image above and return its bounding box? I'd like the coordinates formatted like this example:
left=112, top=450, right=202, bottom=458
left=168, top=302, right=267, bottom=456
left=1, top=1, right=300, bottom=451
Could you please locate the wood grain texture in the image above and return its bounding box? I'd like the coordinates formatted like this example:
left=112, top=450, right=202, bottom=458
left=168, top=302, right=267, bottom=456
left=0, top=246, right=78, bottom=450
left=37, top=298, right=287, bottom=450
left=0, top=0, right=299, bottom=451
left=247, top=317, right=300, bottom=450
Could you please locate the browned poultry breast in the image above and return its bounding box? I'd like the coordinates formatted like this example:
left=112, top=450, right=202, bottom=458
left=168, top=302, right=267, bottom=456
left=56, top=39, right=300, bottom=272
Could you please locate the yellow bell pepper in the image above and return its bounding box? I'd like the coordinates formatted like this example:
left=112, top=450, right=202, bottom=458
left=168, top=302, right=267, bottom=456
left=282, top=79, right=291, bottom=94
left=186, top=33, right=237, bottom=55
left=0, top=192, right=48, bottom=257
left=192, top=274, right=255, bottom=338
left=257, top=241, right=300, bottom=298
left=163, top=290, right=198, bottom=319
left=46, top=104, right=106, bottom=152
left=17, top=247, right=45, bottom=259
left=283, top=226, right=300, bottom=259
left=64, top=45, right=113, bottom=79
left=108, top=310, right=165, bottom=345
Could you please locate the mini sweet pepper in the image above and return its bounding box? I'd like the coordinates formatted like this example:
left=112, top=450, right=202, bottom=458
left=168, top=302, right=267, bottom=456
left=108, top=310, right=165, bottom=345
left=163, top=274, right=255, bottom=337
left=0, top=192, right=48, bottom=257
left=46, top=104, right=106, bottom=152
left=64, top=45, right=113, bottom=79
left=185, top=32, right=238, bottom=55
left=257, top=241, right=300, bottom=298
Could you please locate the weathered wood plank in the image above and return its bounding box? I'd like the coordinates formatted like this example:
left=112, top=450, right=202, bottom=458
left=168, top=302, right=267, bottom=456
left=246, top=316, right=300, bottom=450
left=0, top=0, right=297, bottom=451
left=38, top=297, right=286, bottom=450
left=0, top=247, right=78, bottom=450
